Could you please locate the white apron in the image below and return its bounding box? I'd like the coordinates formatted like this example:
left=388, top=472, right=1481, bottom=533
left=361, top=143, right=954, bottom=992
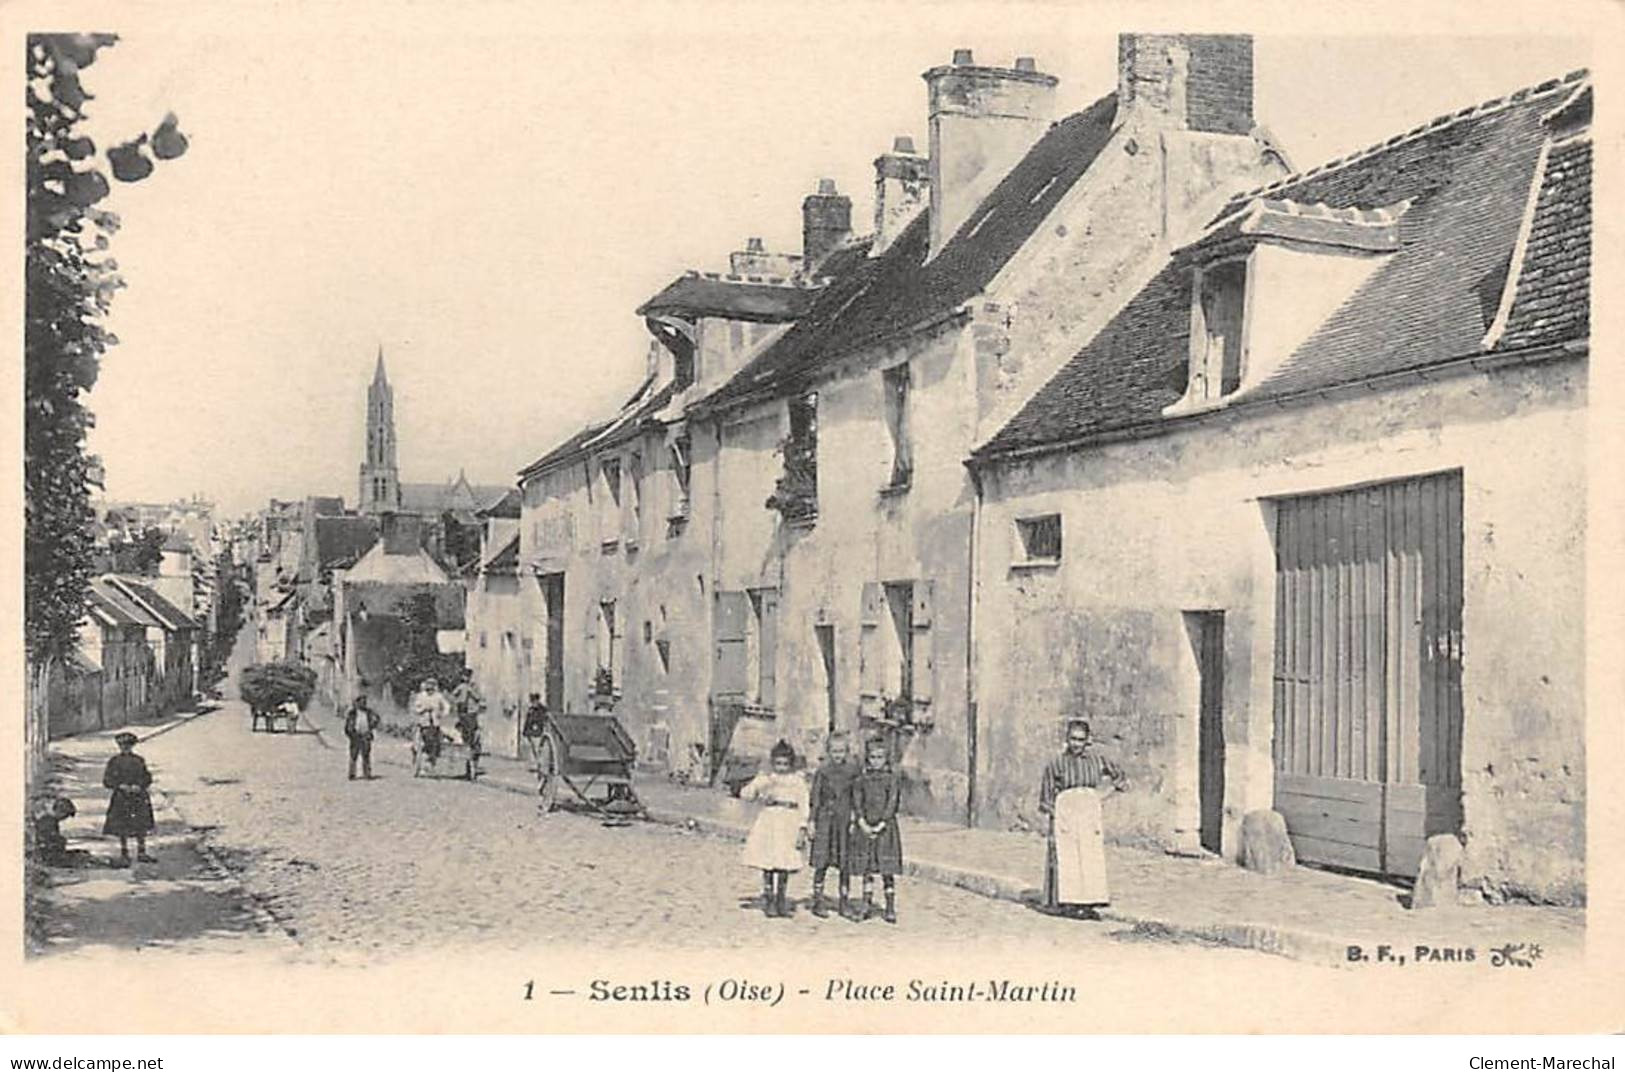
left=1054, top=787, right=1109, bottom=905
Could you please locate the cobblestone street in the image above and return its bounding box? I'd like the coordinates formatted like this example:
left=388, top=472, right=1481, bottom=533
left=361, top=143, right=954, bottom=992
left=48, top=693, right=1277, bottom=967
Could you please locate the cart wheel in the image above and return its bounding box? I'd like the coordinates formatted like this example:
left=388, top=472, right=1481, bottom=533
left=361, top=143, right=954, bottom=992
left=535, top=731, right=561, bottom=812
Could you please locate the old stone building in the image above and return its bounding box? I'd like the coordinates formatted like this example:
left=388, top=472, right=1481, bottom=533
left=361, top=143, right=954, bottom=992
left=463, top=489, right=526, bottom=755
left=515, top=249, right=817, bottom=779
left=968, top=72, right=1591, bottom=901
left=517, top=34, right=1285, bottom=813
left=682, top=36, right=1283, bottom=820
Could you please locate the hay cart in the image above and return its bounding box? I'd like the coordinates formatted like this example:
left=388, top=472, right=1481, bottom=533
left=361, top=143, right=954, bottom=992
left=531, top=712, right=643, bottom=823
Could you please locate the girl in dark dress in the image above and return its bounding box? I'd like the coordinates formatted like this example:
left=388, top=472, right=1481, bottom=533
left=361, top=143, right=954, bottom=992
left=807, top=732, right=859, bottom=918
left=102, top=732, right=157, bottom=865
left=848, top=736, right=903, bottom=924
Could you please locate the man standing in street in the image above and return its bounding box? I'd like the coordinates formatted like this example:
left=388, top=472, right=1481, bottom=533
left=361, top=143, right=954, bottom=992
left=344, top=693, right=380, bottom=780
left=451, top=667, right=485, bottom=771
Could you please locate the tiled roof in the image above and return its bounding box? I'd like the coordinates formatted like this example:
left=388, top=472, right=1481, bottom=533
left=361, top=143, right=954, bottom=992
left=314, top=516, right=379, bottom=569
left=481, top=532, right=521, bottom=575
left=637, top=274, right=820, bottom=323
left=1499, top=89, right=1591, bottom=350
left=89, top=580, right=163, bottom=629
left=518, top=421, right=609, bottom=480
left=691, top=94, right=1121, bottom=414
left=399, top=481, right=512, bottom=515
left=476, top=487, right=522, bottom=520
left=517, top=380, right=678, bottom=481
left=345, top=541, right=451, bottom=586
left=977, top=72, right=1590, bottom=460
left=110, top=577, right=197, bottom=631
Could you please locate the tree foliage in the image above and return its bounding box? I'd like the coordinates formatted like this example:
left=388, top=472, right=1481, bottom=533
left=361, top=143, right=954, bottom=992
left=383, top=591, right=464, bottom=708
left=108, top=525, right=165, bottom=575
left=25, top=34, right=187, bottom=663
left=201, top=554, right=246, bottom=691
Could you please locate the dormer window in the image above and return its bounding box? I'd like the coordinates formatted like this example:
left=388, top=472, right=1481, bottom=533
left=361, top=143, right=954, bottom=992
left=1192, top=259, right=1248, bottom=401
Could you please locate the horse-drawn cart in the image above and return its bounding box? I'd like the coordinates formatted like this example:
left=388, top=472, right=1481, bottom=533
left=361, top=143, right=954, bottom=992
left=530, top=712, right=643, bottom=821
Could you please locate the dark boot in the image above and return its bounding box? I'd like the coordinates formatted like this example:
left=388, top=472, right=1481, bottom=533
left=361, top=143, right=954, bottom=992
left=883, top=889, right=897, bottom=925
left=811, top=871, right=829, bottom=917
left=774, top=872, right=792, bottom=919
left=761, top=874, right=777, bottom=918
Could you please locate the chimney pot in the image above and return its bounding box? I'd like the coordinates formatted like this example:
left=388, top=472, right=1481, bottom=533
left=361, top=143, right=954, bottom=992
left=746, top=236, right=764, bottom=252
left=893, top=134, right=917, bottom=154
left=817, top=177, right=838, bottom=195
left=1014, top=56, right=1037, bottom=72
left=923, top=48, right=1059, bottom=258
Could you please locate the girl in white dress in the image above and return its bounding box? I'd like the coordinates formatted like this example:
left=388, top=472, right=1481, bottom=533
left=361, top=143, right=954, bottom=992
left=741, top=740, right=809, bottom=918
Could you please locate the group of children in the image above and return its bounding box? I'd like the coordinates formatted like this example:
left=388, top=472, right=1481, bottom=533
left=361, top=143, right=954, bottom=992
left=739, top=731, right=902, bottom=924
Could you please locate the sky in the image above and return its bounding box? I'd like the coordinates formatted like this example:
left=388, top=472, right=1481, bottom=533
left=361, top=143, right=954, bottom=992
left=69, top=6, right=1589, bottom=518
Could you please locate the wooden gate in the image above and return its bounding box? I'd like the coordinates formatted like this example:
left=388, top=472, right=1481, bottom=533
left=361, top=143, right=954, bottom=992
left=1271, top=471, right=1463, bottom=877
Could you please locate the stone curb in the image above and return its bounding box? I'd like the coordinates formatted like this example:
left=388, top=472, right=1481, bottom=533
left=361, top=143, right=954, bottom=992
left=640, top=801, right=1353, bottom=967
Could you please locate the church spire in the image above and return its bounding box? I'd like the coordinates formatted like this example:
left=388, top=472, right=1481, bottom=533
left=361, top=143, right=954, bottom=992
left=360, top=346, right=400, bottom=516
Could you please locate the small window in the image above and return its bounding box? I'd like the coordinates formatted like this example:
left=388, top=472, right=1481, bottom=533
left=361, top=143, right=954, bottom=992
left=883, top=364, right=912, bottom=489
left=1016, top=514, right=1063, bottom=564
left=627, top=453, right=644, bottom=545
left=669, top=436, right=692, bottom=522
left=746, top=587, right=778, bottom=709
left=1194, top=260, right=1247, bottom=400
left=599, top=458, right=622, bottom=549
left=596, top=599, right=617, bottom=687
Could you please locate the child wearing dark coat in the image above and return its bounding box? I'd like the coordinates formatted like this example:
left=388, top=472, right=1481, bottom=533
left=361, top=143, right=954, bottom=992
left=848, top=736, right=903, bottom=923
left=101, top=731, right=156, bottom=865
left=32, top=797, right=79, bottom=866
left=807, top=732, right=859, bottom=918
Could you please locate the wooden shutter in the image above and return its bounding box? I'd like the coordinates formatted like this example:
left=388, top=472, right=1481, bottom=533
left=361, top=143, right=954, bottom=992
left=713, top=591, right=749, bottom=700
left=758, top=589, right=778, bottom=710
left=857, top=582, right=883, bottom=718
left=911, top=580, right=935, bottom=710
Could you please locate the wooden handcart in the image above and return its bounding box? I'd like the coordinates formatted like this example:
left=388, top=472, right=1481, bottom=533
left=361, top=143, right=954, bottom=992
left=530, top=712, right=643, bottom=824
left=411, top=725, right=479, bottom=780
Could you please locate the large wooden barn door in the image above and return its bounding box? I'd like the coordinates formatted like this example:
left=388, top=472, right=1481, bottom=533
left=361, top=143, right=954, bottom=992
left=1272, top=471, right=1463, bottom=878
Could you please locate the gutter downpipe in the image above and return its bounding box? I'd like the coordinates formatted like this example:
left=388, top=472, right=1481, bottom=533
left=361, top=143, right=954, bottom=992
left=965, top=458, right=984, bottom=829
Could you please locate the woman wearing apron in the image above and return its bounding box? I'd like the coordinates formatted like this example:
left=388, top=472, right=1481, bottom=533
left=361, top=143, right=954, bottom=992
left=1038, top=719, right=1126, bottom=918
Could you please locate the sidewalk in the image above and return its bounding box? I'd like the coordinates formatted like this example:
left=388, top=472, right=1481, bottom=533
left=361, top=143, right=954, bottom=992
left=306, top=704, right=1584, bottom=966
left=28, top=718, right=296, bottom=957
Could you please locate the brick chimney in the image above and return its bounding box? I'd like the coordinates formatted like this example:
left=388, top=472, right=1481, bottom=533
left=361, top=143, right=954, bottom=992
left=923, top=49, right=1058, bottom=259
left=802, top=178, right=852, bottom=271
left=1117, top=34, right=1253, bottom=134
left=872, top=135, right=929, bottom=257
